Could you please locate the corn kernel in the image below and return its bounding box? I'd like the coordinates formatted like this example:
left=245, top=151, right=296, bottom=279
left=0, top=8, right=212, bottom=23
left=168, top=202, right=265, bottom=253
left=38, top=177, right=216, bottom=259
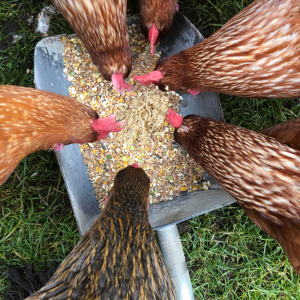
left=181, top=187, right=187, bottom=191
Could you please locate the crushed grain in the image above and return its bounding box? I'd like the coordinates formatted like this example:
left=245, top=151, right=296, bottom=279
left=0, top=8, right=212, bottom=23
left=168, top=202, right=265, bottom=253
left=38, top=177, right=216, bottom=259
left=62, top=25, right=210, bottom=209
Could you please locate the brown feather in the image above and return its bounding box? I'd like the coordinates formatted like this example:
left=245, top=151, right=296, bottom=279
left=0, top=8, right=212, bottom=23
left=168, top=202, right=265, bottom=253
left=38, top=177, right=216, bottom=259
left=260, top=118, right=300, bottom=150
left=174, top=115, right=300, bottom=274
left=139, top=0, right=178, bottom=42
left=241, top=204, right=300, bottom=273
left=26, top=166, right=176, bottom=300
left=155, top=0, right=300, bottom=98
left=0, top=86, right=98, bottom=186
left=50, top=0, right=132, bottom=80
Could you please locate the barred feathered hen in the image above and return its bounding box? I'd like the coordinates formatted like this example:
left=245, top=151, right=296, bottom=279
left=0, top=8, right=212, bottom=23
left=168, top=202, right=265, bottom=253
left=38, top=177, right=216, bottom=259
left=260, top=117, right=300, bottom=151
left=50, top=0, right=133, bottom=95
left=0, top=86, right=124, bottom=186
left=139, top=0, right=178, bottom=56
left=134, top=0, right=300, bottom=98
left=167, top=109, right=300, bottom=274
left=25, top=165, right=175, bottom=300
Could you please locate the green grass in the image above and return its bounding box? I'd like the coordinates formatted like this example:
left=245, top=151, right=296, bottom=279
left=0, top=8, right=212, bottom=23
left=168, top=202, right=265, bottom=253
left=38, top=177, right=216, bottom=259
left=0, top=0, right=299, bottom=299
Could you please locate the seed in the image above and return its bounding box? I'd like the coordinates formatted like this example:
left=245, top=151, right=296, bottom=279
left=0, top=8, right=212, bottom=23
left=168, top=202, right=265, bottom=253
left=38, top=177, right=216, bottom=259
left=63, top=29, right=207, bottom=207
left=180, top=146, right=187, bottom=156
left=180, top=191, right=188, bottom=196
left=76, top=44, right=81, bottom=53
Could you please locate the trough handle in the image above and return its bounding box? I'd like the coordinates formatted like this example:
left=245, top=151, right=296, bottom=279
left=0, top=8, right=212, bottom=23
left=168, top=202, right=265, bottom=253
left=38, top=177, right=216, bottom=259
left=156, top=224, right=195, bottom=300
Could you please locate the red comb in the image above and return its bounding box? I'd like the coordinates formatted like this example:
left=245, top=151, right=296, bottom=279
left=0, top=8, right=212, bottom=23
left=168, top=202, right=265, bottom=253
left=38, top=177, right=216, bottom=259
left=92, top=114, right=125, bottom=140
left=111, top=73, right=133, bottom=96
left=148, top=23, right=159, bottom=57
left=133, top=70, right=163, bottom=86
left=166, top=108, right=183, bottom=129
left=176, top=3, right=179, bottom=10
left=132, top=164, right=139, bottom=168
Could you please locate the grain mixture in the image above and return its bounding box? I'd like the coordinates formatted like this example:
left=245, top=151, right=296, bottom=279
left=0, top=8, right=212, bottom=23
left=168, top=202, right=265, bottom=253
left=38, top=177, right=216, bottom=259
left=62, top=24, right=211, bottom=209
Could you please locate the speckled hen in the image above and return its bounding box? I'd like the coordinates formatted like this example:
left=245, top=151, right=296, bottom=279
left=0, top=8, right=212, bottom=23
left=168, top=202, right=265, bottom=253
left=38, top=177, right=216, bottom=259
left=139, top=0, right=178, bottom=56
left=26, top=165, right=175, bottom=300
left=167, top=109, right=300, bottom=274
left=260, top=117, right=300, bottom=151
left=50, top=0, right=133, bottom=95
left=135, top=0, right=300, bottom=98
left=0, top=86, right=124, bottom=186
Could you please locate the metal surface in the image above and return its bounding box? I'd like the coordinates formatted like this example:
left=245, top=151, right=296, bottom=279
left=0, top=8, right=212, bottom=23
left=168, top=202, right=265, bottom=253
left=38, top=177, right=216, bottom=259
left=34, top=12, right=236, bottom=236
left=156, top=225, right=194, bottom=300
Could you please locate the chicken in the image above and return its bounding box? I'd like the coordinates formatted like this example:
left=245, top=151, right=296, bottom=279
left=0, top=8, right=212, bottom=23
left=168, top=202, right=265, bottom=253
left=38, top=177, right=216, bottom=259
left=260, top=117, right=300, bottom=151
left=21, top=165, right=175, bottom=300
left=166, top=108, right=300, bottom=274
left=50, top=0, right=133, bottom=95
left=134, top=0, right=300, bottom=98
left=139, top=0, right=178, bottom=56
left=0, top=86, right=124, bottom=186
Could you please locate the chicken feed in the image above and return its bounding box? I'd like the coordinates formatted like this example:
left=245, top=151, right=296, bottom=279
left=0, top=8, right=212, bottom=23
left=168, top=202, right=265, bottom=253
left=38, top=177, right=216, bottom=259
left=62, top=24, right=211, bottom=209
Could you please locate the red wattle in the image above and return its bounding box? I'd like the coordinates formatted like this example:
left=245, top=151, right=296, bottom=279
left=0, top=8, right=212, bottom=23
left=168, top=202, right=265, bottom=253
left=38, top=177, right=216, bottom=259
left=166, top=108, right=183, bottom=129
left=104, top=196, right=109, bottom=205
left=54, top=143, right=64, bottom=151
left=148, top=23, right=159, bottom=57
left=133, top=70, right=163, bottom=86
left=188, top=89, right=200, bottom=96
left=111, top=73, right=133, bottom=96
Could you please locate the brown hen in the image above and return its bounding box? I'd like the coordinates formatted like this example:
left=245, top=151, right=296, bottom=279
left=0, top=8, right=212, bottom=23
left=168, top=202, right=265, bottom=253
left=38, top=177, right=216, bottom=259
left=260, top=117, right=300, bottom=151
left=167, top=109, right=300, bottom=274
left=134, top=0, right=300, bottom=98
left=50, top=0, right=133, bottom=95
left=139, top=0, right=178, bottom=56
left=25, top=165, right=175, bottom=300
left=0, top=86, right=124, bottom=186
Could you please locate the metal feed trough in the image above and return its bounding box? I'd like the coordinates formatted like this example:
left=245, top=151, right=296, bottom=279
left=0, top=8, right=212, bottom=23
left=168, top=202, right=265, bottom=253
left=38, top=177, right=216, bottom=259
left=34, top=12, right=235, bottom=300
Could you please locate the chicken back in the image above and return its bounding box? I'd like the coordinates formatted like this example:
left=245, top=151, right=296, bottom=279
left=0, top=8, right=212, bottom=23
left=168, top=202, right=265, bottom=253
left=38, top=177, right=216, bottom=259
left=0, top=86, right=124, bottom=186
left=167, top=109, right=300, bottom=274
left=26, top=166, right=176, bottom=300
left=260, top=117, right=300, bottom=151
left=50, top=0, right=133, bottom=95
left=135, top=0, right=300, bottom=98
left=139, top=0, right=178, bottom=56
